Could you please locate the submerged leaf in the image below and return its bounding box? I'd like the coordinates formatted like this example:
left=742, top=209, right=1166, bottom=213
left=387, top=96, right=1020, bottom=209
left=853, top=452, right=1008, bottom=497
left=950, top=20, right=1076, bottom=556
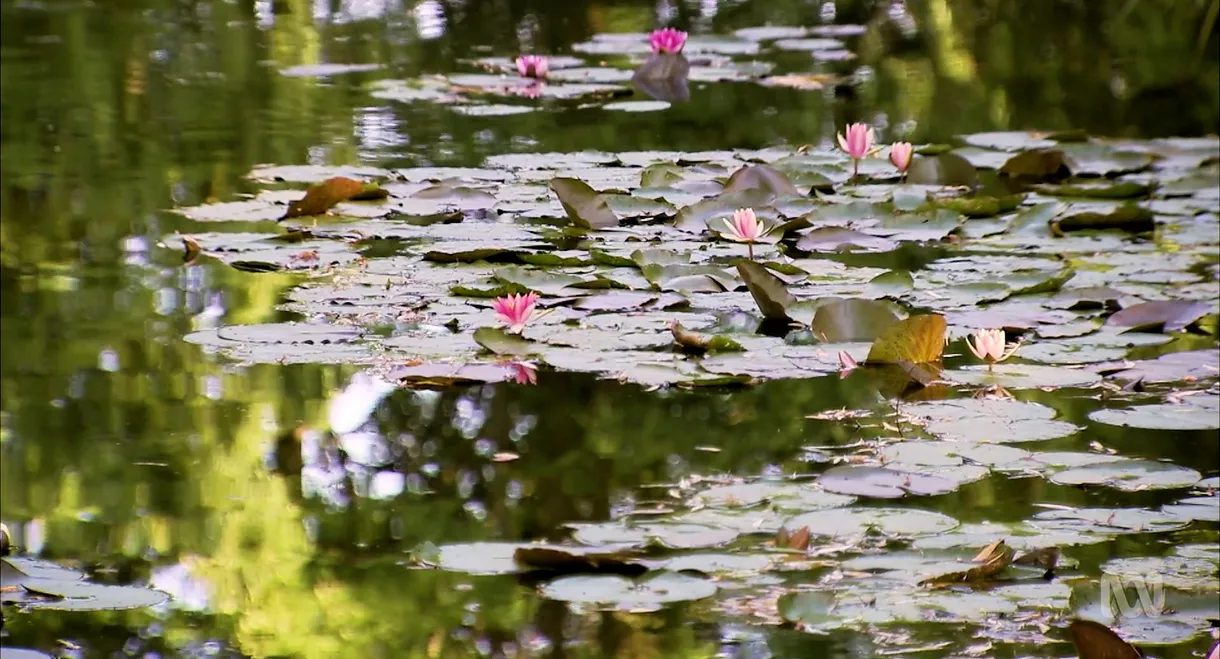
left=865, top=314, right=947, bottom=364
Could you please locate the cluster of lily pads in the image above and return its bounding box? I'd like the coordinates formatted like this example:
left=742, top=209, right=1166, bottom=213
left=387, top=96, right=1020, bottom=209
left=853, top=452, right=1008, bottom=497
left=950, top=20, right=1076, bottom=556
left=168, top=110, right=1218, bottom=653
left=368, top=25, right=853, bottom=113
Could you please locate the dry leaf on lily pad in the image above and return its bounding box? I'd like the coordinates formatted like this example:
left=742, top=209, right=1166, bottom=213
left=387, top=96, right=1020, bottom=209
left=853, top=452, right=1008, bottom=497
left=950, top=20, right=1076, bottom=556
left=919, top=540, right=1014, bottom=586
left=281, top=176, right=374, bottom=220
left=668, top=321, right=744, bottom=354
left=865, top=314, right=947, bottom=365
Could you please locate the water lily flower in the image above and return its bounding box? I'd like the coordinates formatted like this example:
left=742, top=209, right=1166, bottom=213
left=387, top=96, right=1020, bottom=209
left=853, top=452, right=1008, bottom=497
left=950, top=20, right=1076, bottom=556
left=505, top=360, right=537, bottom=385
left=889, top=141, right=914, bottom=175
left=966, top=328, right=1022, bottom=370
left=515, top=55, right=549, bottom=79
left=492, top=291, right=539, bottom=333
left=717, top=207, right=767, bottom=259
left=837, top=350, right=859, bottom=379
left=649, top=27, right=687, bottom=54
left=837, top=122, right=875, bottom=178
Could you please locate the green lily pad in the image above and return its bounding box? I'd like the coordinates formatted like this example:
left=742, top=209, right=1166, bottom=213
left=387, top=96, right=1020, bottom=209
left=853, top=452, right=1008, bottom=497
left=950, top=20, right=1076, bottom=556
left=1028, top=507, right=1190, bottom=535
left=566, top=521, right=738, bottom=550
left=1049, top=459, right=1202, bottom=491
left=537, top=571, right=717, bottom=611
left=472, top=327, right=537, bottom=356
left=1106, top=300, right=1212, bottom=333
left=690, top=482, right=856, bottom=511
left=1089, top=403, right=1220, bottom=430
left=948, top=364, right=1103, bottom=389
left=816, top=465, right=959, bottom=498
left=906, top=398, right=1081, bottom=443
left=784, top=507, right=959, bottom=538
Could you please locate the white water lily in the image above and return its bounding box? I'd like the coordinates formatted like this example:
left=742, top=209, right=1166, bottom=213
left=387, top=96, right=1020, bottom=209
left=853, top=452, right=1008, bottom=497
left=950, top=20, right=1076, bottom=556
left=966, top=329, right=1022, bottom=370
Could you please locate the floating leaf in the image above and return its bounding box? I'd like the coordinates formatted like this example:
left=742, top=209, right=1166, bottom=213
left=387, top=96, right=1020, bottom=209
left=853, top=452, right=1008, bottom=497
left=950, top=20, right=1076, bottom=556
left=817, top=465, right=958, bottom=498
left=907, top=398, right=1081, bottom=443
left=865, top=314, right=947, bottom=365
left=1049, top=459, right=1202, bottom=491
left=784, top=507, right=959, bottom=537
left=282, top=176, right=368, bottom=220
left=538, top=572, right=717, bottom=611
left=796, top=226, right=899, bottom=253
left=1105, top=300, right=1211, bottom=333
left=472, top=327, right=537, bottom=356
left=550, top=178, right=619, bottom=229
left=1089, top=403, right=1220, bottom=431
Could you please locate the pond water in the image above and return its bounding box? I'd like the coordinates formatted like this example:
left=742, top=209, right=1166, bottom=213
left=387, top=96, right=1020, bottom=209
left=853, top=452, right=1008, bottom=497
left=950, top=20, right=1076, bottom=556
left=1, top=1, right=1218, bottom=658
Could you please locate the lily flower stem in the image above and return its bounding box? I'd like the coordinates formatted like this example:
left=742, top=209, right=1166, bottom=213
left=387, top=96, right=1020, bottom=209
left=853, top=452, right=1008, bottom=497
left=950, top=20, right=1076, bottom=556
left=852, top=159, right=859, bottom=180
left=747, top=242, right=754, bottom=260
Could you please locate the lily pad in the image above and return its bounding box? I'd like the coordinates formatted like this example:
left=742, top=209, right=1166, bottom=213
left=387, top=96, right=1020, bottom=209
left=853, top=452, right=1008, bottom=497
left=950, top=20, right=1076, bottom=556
left=906, top=398, right=1081, bottom=443
left=1049, top=459, right=1202, bottom=491
left=566, top=521, right=738, bottom=550
left=1105, top=300, right=1212, bottom=333
left=816, top=465, right=959, bottom=498
left=1089, top=403, right=1220, bottom=430
left=537, top=572, right=717, bottom=611
left=865, top=314, right=946, bottom=365
left=784, top=507, right=959, bottom=538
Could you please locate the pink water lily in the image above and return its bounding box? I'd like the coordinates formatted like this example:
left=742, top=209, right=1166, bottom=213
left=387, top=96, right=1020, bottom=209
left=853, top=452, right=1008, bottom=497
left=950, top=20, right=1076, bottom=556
left=515, top=55, right=549, bottom=79
left=492, top=292, right=539, bottom=333
left=649, top=27, right=687, bottom=54
left=837, top=350, right=859, bottom=379
left=889, top=141, right=914, bottom=175
left=966, top=328, right=1022, bottom=370
left=837, top=122, right=875, bottom=178
left=504, top=360, right=537, bottom=385
left=717, top=208, right=767, bottom=259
